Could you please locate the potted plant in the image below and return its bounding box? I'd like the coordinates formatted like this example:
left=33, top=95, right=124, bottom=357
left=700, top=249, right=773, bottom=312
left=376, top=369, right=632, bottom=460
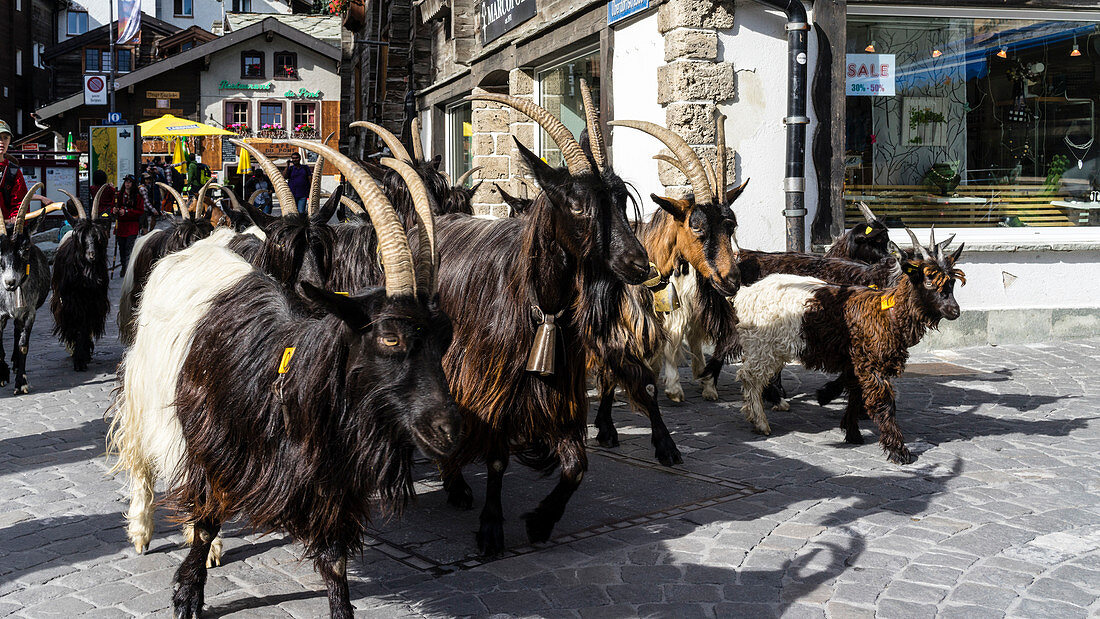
left=908, top=107, right=946, bottom=145
left=294, top=123, right=318, bottom=139
left=329, top=0, right=365, bottom=31
left=227, top=122, right=251, bottom=137
left=923, top=161, right=961, bottom=196
left=258, top=123, right=286, bottom=139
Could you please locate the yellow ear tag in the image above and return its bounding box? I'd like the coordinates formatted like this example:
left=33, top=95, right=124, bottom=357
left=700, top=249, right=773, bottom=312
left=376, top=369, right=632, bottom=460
left=334, top=292, right=349, bottom=296
left=26, top=264, right=30, bottom=275
left=278, top=347, right=296, bottom=373
left=868, top=284, right=878, bottom=290
left=864, top=226, right=873, bottom=235
left=881, top=294, right=895, bottom=311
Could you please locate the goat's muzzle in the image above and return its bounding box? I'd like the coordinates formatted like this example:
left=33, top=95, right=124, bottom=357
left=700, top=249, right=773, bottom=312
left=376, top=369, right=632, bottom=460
left=411, top=403, right=463, bottom=459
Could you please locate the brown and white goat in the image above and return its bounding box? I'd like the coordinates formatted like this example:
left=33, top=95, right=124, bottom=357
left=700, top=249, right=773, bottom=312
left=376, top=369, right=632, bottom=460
left=735, top=229, right=965, bottom=464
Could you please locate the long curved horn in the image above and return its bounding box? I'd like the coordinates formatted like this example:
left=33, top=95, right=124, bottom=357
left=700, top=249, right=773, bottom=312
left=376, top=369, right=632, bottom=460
left=156, top=182, right=191, bottom=220
left=58, top=189, right=87, bottom=220
left=307, top=131, right=337, bottom=216
left=13, top=183, right=43, bottom=236
left=248, top=189, right=269, bottom=205
left=652, top=154, right=690, bottom=179
left=381, top=157, right=436, bottom=291
left=455, top=166, right=482, bottom=187
left=935, top=233, right=956, bottom=260
left=579, top=79, right=607, bottom=171
left=231, top=139, right=296, bottom=217
left=350, top=121, right=413, bottom=163
left=410, top=117, right=424, bottom=161
left=21, top=203, right=64, bottom=221
left=715, top=111, right=728, bottom=195
left=858, top=201, right=878, bottom=223
left=467, top=93, right=593, bottom=176
left=287, top=139, right=417, bottom=297
left=928, top=223, right=937, bottom=249
left=704, top=159, right=717, bottom=196
left=340, top=195, right=365, bottom=214
left=904, top=226, right=933, bottom=261
left=213, top=183, right=242, bottom=212
left=610, top=120, right=714, bottom=204
left=91, top=184, right=109, bottom=220
left=195, top=179, right=215, bottom=217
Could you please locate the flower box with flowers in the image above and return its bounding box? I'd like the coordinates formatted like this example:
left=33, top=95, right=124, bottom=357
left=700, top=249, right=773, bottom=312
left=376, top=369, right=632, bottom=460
left=294, top=123, right=318, bottom=139
left=257, top=123, right=286, bottom=139
left=227, top=123, right=252, bottom=137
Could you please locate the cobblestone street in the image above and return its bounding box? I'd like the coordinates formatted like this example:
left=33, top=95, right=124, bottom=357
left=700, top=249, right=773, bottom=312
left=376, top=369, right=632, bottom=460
left=0, top=271, right=1097, bottom=618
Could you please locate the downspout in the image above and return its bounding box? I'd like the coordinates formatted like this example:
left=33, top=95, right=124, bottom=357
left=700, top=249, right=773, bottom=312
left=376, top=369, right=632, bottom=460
left=748, top=0, right=811, bottom=252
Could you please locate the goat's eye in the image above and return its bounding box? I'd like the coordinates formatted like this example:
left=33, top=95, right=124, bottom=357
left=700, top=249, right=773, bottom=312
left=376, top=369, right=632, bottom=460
left=570, top=204, right=584, bottom=215
left=691, top=225, right=704, bottom=236
left=924, top=280, right=936, bottom=289
left=379, top=335, right=401, bottom=348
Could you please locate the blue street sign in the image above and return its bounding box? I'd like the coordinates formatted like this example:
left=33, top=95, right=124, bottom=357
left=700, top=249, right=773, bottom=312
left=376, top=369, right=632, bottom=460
left=608, top=0, right=649, bottom=25
left=107, top=112, right=123, bottom=124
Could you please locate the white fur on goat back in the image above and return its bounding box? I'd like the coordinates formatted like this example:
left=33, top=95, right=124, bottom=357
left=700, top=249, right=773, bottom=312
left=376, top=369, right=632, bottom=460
left=734, top=274, right=827, bottom=361
left=107, top=242, right=254, bottom=484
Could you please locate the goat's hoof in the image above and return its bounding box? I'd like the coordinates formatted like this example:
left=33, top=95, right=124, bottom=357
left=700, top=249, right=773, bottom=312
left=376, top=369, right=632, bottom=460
left=665, top=387, right=685, bottom=403
left=476, top=520, right=505, bottom=557
left=206, top=538, right=223, bottom=568
left=172, top=583, right=204, bottom=619
left=445, top=484, right=474, bottom=510
left=13, top=382, right=29, bottom=395
left=772, top=399, right=790, bottom=412
left=655, top=443, right=683, bottom=467
left=752, top=424, right=772, bottom=436
left=521, top=511, right=555, bottom=544
left=887, top=446, right=913, bottom=465
left=133, top=541, right=148, bottom=555
left=701, top=387, right=719, bottom=402
left=595, top=427, right=619, bottom=448
left=844, top=429, right=865, bottom=445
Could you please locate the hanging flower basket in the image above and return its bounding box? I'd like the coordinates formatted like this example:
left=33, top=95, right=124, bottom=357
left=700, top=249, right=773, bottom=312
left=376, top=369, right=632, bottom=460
left=227, top=123, right=252, bottom=137
left=294, top=123, right=318, bottom=139
left=329, top=0, right=366, bottom=31
left=257, top=124, right=286, bottom=139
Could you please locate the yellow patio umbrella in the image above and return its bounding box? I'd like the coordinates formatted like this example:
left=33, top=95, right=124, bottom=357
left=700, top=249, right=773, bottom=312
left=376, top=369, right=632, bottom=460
left=236, top=146, right=252, bottom=175
left=138, top=114, right=235, bottom=137
left=171, top=137, right=187, bottom=171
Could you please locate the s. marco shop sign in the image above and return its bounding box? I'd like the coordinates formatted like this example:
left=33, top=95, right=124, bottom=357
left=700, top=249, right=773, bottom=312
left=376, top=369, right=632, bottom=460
left=846, top=54, right=895, bottom=97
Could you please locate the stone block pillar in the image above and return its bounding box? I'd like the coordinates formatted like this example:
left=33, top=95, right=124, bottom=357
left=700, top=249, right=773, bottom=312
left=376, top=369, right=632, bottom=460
left=656, top=0, right=736, bottom=197
left=469, top=68, right=540, bottom=216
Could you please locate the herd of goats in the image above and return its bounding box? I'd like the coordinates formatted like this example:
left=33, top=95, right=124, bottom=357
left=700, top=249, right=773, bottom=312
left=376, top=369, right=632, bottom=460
left=0, top=82, right=966, bottom=618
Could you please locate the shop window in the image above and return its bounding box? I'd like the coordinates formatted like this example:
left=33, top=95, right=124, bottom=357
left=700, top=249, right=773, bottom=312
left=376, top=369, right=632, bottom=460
left=67, top=10, right=88, bottom=35
left=292, top=102, right=316, bottom=130
left=117, top=49, right=132, bottom=73
left=536, top=49, right=600, bottom=169
left=174, top=0, right=193, bottom=17
left=259, top=101, right=284, bottom=128
left=846, top=12, right=1100, bottom=228
left=274, top=52, right=298, bottom=80
left=241, top=51, right=264, bottom=78
left=447, top=102, right=472, bottom=184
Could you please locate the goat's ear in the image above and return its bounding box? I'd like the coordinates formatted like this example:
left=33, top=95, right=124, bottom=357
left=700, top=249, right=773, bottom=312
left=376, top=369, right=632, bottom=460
left=497, top=183, right=530, bottom=215
left=651, top=194, right=689, bottom=221
left=724, top=178, right=750, bottom=205
left=430, top=154, right=442, bottom=170
left=242, top=200, right=279, bottom=231
left=513, top=137, right=563, bottom=201
left=311, top=185, right=343, bottom=226
left=579, top=128, right=597, bottom=168
left=61, top=200, right=79, bottom=226
left=468, top=180, right=483, bottom=196
left=24, top=214, right=44, bottom=236
left=299, top=281, right=374, bottom=328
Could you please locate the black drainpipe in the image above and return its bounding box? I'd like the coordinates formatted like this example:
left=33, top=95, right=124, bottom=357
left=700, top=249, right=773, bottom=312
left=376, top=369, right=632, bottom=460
left=748, top=0, right=811, bottom=252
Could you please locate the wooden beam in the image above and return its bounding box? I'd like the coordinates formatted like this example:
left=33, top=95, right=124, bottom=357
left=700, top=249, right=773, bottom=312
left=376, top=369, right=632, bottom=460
left=810, top=0, right=847, bottom=247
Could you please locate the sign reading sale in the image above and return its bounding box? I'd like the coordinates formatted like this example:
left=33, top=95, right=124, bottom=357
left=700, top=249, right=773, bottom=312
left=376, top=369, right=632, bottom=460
left=846, top=54, right=895, bottom=97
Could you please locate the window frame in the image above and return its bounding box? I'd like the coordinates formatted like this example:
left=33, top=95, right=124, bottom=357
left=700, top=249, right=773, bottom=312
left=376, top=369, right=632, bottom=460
left=174, top=0, right=194, bottom=18
left=224, top=100, right=250, bottom=128
left=15, top=49, right=23, bottom=77
left=84, top=48, right=100, bottom=72
left=273, top=51, right=299, bottom=80
left=258, top=100, right=285, bottom=129
left=445, top=100, right=472, bottom=182
left=241, top=50, right=265, bottom=79
left=67, top=10, right=88, bottom=36
left=116, top=48, right=133, bottom=73
left=291, top=102, right=317, bottom=130
left=231, top=0, right=253, bottom=13
left=533, top=44, right=601, bottom=165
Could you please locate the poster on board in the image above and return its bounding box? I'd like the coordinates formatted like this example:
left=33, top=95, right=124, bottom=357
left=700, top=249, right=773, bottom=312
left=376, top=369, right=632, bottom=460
left=846, top=54, right=896, bottom=97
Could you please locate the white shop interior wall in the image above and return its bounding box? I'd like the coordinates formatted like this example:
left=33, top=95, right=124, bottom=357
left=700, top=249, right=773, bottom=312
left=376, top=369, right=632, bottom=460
left=610, top=3, right=819, bottom=253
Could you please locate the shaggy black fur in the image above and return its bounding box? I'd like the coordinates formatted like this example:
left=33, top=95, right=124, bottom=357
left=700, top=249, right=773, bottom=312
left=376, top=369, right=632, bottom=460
left=50, top=221, right=110, bottom=371
left=169, top=274, right=459, bottom=618
left=0, top=217, right=49, bottom=394
left=825, top=218, right=891, bottom=263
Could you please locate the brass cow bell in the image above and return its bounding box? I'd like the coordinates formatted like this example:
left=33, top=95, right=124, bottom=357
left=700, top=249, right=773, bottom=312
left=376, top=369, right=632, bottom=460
left=526, top=306, right=558, bottom=375
left=652, top=280, right=680, bottom=313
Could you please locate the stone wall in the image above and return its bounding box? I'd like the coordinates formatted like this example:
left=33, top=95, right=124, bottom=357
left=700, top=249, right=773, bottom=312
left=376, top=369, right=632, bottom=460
left=655, top=0, right=735, bottom=198
left=468, top=68, right=539, bottom=216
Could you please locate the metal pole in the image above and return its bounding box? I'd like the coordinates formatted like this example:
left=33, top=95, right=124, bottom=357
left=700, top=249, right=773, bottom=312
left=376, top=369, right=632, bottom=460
left=109, top=0, right=116, bottom=115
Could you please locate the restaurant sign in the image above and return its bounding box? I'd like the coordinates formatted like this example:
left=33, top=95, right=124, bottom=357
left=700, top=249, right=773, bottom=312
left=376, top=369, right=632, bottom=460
left=285, top=88, right=323, bottom=99
left=846, top=54, right=895, bottom=97
left=219, top=80, right=275, bottom=91
left=481, top=0, right=535, bottom=44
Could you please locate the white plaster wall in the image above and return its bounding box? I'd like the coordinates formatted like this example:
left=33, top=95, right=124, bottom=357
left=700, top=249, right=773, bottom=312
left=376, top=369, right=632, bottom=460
left=608, top=11, right=667, bottom=219
left=199, top=37, right=341, bottom=133
left=158, top=0, right=290, bottom=33
left=719, top=0, right=818, bottom=252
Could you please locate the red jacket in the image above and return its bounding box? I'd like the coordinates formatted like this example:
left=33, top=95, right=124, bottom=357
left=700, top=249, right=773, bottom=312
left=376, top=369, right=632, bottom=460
left=111, top=187, right=143, bottom=237
left=1, top=158, right=28, bottom=222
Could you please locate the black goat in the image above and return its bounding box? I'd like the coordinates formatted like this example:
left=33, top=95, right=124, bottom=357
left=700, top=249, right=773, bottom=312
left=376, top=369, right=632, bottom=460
left=825, top=202, right=891, bottom=263
left=51, top=188, right=110, bottom=371
left=0, top=184, right=50, bottom=394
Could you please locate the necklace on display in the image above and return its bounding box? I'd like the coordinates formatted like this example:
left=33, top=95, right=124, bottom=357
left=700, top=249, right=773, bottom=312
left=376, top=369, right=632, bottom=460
left=1065, top=133, right=1094, bottom=169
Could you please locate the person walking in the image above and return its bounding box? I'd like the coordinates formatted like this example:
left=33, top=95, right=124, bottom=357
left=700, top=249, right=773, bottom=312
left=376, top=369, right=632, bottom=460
left=282, top=152, right=310, bottom=214
left=246, top=170, right=274, bottom=215
left=112, top=175, right=144, bottom=276
left=0, top=119, right=51, bottom=222
left=139, top=172, right=162, bottom=233
left=184, top=153, right=200, bottom=196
